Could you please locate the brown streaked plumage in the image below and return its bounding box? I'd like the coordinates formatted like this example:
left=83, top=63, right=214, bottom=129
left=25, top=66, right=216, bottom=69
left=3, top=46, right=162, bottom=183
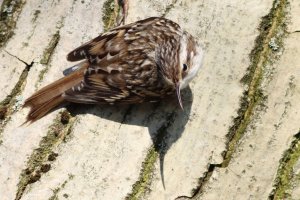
left=24, top=17, right=204, bottom=123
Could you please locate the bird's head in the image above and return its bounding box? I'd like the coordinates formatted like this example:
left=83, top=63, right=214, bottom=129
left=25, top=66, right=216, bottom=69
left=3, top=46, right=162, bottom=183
left=175, top=31, right=204, bottom=109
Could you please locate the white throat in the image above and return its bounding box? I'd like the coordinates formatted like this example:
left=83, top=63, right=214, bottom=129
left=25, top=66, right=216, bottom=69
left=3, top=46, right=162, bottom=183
left=180, top=42, right=204, bottom=89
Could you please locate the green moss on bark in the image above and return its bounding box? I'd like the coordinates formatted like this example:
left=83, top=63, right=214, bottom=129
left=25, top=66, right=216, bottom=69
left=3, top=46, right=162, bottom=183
left=15, top=111, right=75, bottom=200
left=0, top=0, right=25, bottom=47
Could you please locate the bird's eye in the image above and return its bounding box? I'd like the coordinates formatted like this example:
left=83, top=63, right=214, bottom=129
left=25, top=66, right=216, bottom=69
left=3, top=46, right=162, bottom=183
left=183, top=64, right=188, bottom=71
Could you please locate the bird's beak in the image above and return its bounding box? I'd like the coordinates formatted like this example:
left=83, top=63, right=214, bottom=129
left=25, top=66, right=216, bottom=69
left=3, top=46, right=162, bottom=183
left=176, top=83, right=184, bottom=110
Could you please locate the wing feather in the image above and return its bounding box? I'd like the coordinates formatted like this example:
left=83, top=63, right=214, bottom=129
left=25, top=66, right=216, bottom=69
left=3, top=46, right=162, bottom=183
left=66, top=17, right=169, bottom=63
left=63, top=17, right=179, bottom=105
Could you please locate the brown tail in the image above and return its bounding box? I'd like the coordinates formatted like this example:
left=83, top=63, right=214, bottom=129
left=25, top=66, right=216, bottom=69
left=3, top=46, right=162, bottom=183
left=24, top=62, right=88, bottom=124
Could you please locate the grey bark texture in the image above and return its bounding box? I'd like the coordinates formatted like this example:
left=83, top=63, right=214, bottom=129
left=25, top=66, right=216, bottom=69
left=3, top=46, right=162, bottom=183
left=0, top=0, right=299, bottom=200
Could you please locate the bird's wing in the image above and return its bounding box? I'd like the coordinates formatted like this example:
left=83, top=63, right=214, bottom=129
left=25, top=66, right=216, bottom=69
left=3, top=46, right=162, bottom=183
left=63, top=65, right=147, bottom=104
left=63, top=17, right=175, bottom=104
left=64, top=44, right=169, bottom=104
left=66, top=17, right=165, bottom=63
left=66, top=28, right=129, bottom=63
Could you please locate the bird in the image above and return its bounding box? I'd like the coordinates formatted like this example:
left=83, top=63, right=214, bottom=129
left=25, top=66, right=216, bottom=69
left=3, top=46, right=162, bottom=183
left=23, top=17, right=204, bottom=123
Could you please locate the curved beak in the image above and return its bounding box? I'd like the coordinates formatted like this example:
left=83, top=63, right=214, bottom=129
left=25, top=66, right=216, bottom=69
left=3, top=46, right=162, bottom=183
left=176, top=83, right=184, bottom=110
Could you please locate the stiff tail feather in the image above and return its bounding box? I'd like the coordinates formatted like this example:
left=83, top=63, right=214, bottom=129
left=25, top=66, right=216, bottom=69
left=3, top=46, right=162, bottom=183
left=24, top=95, right=65, bottom=124
left=23, top=62, right=88, bottom=124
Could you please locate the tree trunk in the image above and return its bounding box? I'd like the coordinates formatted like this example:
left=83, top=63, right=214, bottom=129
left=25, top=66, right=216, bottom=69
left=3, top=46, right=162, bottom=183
left=0, top=0, right=299, bottom=199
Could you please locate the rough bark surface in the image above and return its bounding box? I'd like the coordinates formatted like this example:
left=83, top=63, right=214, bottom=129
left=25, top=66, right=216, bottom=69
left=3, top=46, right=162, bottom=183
left=0, top=0, right=299, bottom=200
